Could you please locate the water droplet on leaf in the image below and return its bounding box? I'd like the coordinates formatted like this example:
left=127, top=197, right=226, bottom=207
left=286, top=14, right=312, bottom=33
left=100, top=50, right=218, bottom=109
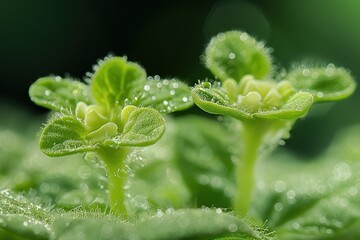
left=229, top=52, right=235, bottom=59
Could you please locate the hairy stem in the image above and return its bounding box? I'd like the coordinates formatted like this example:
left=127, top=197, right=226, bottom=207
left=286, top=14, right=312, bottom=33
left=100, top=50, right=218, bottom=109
left=234, top=121, right=263, bottom=216
left=97, top=147, right=131, bottom=218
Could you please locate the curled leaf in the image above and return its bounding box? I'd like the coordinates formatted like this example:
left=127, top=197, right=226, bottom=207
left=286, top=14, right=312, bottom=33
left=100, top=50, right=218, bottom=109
left=192, top=83, right=253, bottom=121
left=40, top=116, right=97, bottom=156
left=253, top=92, right=313, bottom=120
left=29, top=77, right=93, bottom=114
left=287, top=65, right=356, bottom=102
left=192, top=81, right=312, bottom=121
left=205, top=31, right=272, bottom=82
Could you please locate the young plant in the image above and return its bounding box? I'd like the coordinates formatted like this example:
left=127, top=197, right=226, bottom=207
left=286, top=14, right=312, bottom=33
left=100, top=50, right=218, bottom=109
left=29, top=56, right=193, bottom=217
left=192, top=31, right=356, bottom=216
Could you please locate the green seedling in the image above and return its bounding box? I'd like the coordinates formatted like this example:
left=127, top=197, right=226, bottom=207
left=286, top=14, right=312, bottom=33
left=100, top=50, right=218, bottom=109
left=192, top=31, right=356, bottom=216
left=29, top=56, right=193, bottom=217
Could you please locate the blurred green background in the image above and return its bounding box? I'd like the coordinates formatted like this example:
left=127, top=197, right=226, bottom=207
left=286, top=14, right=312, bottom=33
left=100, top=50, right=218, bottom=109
left=0, top=0, right=359, bottom=157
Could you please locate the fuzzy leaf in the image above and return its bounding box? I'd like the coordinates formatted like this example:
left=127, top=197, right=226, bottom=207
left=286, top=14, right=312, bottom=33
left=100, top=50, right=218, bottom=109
left=192, top=84, right=313, bottom=121
left=287, top=66, right=356, bottom=102
left=91, top=57, right=146, bottom=109
left=253, top=92, right=313, bottom=119
left=51, top=209, right=271, bottom=240
left=40, top=116, right=97, bottom=156
left=192, top=83, right=253, bottom=121
left=205, top=31, right=272, bottom=82
left=0, top=190, right=51, bottom=240
left=29, top=77, right=93, bottom=114
left=129, top=78, right=193, bottom=113
left=105, top=107, right=165, bottom=147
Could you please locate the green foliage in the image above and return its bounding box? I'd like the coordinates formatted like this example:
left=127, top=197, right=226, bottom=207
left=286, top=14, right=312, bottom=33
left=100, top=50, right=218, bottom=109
left=287, top=65, right=356, bottom=102
left=29, top=77, right=93, bottom=114
left=0, top=30, right=357, bottom=239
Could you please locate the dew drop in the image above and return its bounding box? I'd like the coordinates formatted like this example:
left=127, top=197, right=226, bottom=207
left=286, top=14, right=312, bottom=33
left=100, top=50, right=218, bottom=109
left=302, top=69, right=311, bottom=77
left=163, top=79, right=169, bottom=85
left=166, top=208, right=174, bottom=214
left=286, top=190, right=296, bottom=200
left=45, top=90, right=51, bottom=96
left=154, top=75, right=160, bottom=81
left=348, top=186, right=358, bottom=196
left=228, top=223, right=238, bottom=232
left=151, top=96, right=157, bottom=101
left=333, top=162, right=352, bottom=182
left=325, top=66, right=335, bottom=76
left=163, top=100, right=169, bottom=106
left=170, top=90, right=176, bottom=95
left=156, top=210, right=163, bottom=218
left=240, top=32, right=249, bottom=41
left=274, top=180, right=287, bottom=192
left=274, top=202, right=284, bottom=212
left=229, top=52, right=235, bottom=59
left=316, top=92, right=324, bottom=98
left=202, top=82, right=212, bottom=88
left=182, top=96, right=188, bottom=102
left=172, top=82, right=179, bottom=88
left=144, top=85, right=151, bottom=91
left=198, top=175, right=210, bottom=185
left=292, top=222, right=300, bottom=230
left=55, top=76, right=61, bottom=82
left=210, top=176, right=222, bottom=188
left=215, top=208, right=222, bottom=214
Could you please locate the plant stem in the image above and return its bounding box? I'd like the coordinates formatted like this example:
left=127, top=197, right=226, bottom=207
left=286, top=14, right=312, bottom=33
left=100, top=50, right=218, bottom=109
left=97, top=147, right=131, bottom=218
left=234, top=121, right=263, bottom=216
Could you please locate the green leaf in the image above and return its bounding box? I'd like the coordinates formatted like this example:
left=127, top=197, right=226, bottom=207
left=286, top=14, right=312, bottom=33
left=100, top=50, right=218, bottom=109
left=253, top=92, right=313, bottom=119
left=105, top=107, right=165, bottom=147
left=192, top=83, right=313, bottom=121
left=205, top=31, right=272, bottom=82
left=29, top=76, right=93, bottom=114
left=51, top=209, right=271, bottom=240
left=91, top=57, right=146, bottom=109
left=0, top=189, right=51, bottom=240
left=40, top=116, right=97, bottom=156
left=129, top=78, right=193, bottom=113
left=192, top=83, right=253, bottom=121
left=252, top=144, right=360, bottom=239
left=287, top=65, right=356, bottom=102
